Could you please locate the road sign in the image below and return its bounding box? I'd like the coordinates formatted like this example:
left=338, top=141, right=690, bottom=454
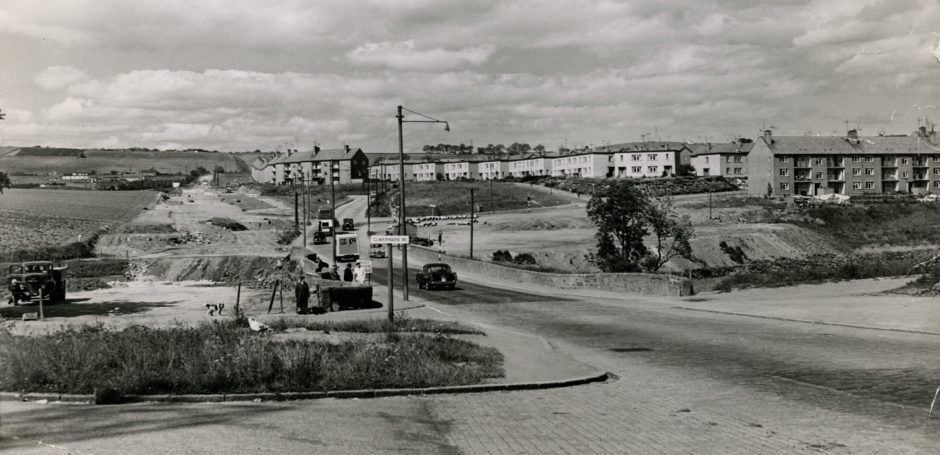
left=360, top=259, right=373, bottom=273
left=371, top=235, right=409, bottom=245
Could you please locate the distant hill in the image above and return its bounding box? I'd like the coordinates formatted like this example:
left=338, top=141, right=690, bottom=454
left=0, top=148, right=245, bottom=176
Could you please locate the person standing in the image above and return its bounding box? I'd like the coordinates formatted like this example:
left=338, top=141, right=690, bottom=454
left=294, top=273, right=310, bottom=314
left=329, top=265, right=340, bottom=281
left=353, top=262, right=366, bottom=284
left=343, top=263, right=354, bottom=282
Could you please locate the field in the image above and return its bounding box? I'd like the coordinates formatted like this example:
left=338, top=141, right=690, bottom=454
left=0, top=149, right=244, bottom=178
left=0, top=189, right=158, bottom=253
left=391, top=181, right=571, bottom=216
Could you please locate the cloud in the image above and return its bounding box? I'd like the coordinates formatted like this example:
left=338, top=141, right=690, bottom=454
left=34, top=66, right=89, bottom=89
left=347, top=40, right=495, bottom=70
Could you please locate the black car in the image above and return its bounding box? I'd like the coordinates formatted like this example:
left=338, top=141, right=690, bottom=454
left=312, top=231, right=327, bottom=244
left=415, top=263, right=457, bottom=290
left=342, top=218, right=355, bottom=231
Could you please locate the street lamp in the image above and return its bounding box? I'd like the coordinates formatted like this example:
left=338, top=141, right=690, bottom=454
left=397, top=105, right=450, bottom=301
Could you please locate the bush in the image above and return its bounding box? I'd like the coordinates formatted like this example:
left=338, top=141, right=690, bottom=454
left=277, top=229, right=301, bottom=245
left=513, top=253, right=536, bottom=265
left=719, top=241, right=748, bottom=264
left=0, top=320, right=503, bottom=394
left=492, top=250, right=513, bottom=262
left=210, top=217, right=248, bottom=231
left=0, top=232, right=101, bottom=263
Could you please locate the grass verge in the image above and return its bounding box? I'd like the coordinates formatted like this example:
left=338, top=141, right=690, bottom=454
left=0, top=319, right=503, bottom=395
left=265, top=317, right=485, bottom=335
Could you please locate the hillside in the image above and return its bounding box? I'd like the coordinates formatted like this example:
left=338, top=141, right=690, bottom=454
left=0, top=148, right=244, bottom=177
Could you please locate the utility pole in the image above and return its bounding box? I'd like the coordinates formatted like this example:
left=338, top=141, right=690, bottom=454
left=490, top=179, right=494, bottom=213
left=331, top=166, right=337, bottom=266
left=301, top=175, right=307, bottom=248
left=367, top=178, right=372, bottom=234
left=470, top=188, right=474, bottom=260
left=397, top=106, right=410, bottom=301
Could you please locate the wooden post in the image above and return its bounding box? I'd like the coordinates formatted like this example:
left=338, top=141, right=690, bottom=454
left=387, top=244, right=394, bottom=322
left=236, top=282, right=242, bottom=317
left=267, top=280, right=279, bottom=314
left=279, top=283, right=284, bottom=313
left=38, top=293, right=44, bottom=320
left=469, top=188, right=474, bottom=260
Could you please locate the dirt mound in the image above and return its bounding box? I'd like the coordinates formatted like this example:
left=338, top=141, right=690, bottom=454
left=131, top=256, right=284, bottom=287
left=690, top=224, right=839, bottom=268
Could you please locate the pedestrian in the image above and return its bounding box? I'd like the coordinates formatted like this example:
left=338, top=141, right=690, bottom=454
left=329, top=265, right=340, bottom=281
left=294, top=273, right=310, bottom=314
left=353, top=261, right=366, bottom=284
left=343, top=263, right=353, bottom=282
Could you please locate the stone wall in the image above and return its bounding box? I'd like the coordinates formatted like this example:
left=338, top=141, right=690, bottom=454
left=408, top=246, right=691, bottom=296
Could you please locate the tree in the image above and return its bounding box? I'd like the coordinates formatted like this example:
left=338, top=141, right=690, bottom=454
left=534, top=144, right=546, bottom=155
left=0, top=171, right=11, bottom=193
left=643, top=197, right=694, bottom=271
left=213, top=165, right=226, bottom=174
left=676, top=163, right=696, bottom=177
left=586, top=183, right=650, bottom=272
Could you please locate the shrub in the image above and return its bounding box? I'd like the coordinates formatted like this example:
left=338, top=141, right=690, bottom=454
left=492, top=250, right=513, bottom=262
left=277, top=229, right=301, bottom=245
left=210, top=217, right=248, bottom=231
left=513, top=253, right=536, bottom=265
left=719, top=241, right=748, bottom=264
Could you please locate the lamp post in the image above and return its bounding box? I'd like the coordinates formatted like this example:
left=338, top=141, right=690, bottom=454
left=397, top=105, right=449, bottom=301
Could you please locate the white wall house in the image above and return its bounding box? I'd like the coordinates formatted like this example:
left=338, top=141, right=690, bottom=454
left=444, top=161, right=478, bottom=180
left=551, top=152, right=613, bottom=178
left=478, top=160, right=509, bottom=180
left=508, top=156, right=551, bottom=178
left=414, top=162, right=444, bottom=181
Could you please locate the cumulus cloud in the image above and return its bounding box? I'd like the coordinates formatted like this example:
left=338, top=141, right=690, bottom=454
left=347, top=40, right=495, bottom=70
left=34, top=66, right=89, bottom=89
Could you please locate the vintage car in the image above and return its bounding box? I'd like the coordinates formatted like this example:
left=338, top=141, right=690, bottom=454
left=415, top=263, right=457, bottom=290
left=369, top=243, right=387, bottom=258
left=6, top=261, right=67, bottom=305
left=341, top=218, right=355, bottom=231
left=312, top=230, right=328, bottom=245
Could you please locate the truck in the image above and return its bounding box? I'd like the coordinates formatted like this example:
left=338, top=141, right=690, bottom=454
left=6, top=261, right=68, bottom=305
left=335, top=233, right=360, bottom=262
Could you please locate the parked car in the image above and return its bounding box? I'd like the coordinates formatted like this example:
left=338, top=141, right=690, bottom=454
left=415, top=263, right=457, bottom=290
left=6, top=261, right=67, bottom=305
left=313, top=231, right=327, bottom=244
left=342, top=218, right=355, bottom=231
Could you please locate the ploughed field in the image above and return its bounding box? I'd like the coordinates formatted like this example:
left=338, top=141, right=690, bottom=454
left=0, top=148, right=243, bottom=176
left=0, top=189, right=157, bottom=252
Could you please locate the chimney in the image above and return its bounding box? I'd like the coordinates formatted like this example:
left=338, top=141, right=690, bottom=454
left=847, top=129, right=858, bottom=140
left=345, top=144, right=351, bottom=154
left=920, top=126, right=928, bottom=137
left=313, top=145, right=320, bottom=155
left=763, top=129, right=773, bottom=144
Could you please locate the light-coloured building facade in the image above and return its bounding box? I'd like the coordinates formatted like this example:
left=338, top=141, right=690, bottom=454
left=508, top=156, right=552, bottom=178
left=690, top=142, right=753, bottom=178
left=414, top=162, right=444, bottom=181
left=606, top=142, right=691, bottom=178
left=550, top=152, right=614, bottom=178
left=748, top=128, right=940, bottom=197
left=444, top=161, right=479, bottom=180
left=264, top=146, right=368, bottom=185
left=369, top=162, right=415, bottom=181
left=478, top=160, right=509, bottom=180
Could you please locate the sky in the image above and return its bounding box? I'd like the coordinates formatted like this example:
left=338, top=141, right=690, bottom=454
left=0, top=0, right=938, bottom=153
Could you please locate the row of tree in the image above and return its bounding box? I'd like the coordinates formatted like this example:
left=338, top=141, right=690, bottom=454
left=422, top=143, right=548, bottom=156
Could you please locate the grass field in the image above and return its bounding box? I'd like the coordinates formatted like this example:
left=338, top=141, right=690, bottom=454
left=391, top=181, right=571, bottom=216
left=0, top=189, right=157, bottom=253
left=0, top=149, right=243, bottom=177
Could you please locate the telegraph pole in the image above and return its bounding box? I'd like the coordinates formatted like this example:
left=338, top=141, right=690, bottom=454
left=331, top=166, right=337, bottom=266
left=469, top=188, right=474, bottom=260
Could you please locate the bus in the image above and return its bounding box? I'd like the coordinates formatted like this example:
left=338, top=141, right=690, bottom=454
left=335, top=233, right=360, bottom=262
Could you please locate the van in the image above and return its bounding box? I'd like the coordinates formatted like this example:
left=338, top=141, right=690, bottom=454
left=335, top=233, right=360, bottom=262
left=318, top=219, right=335, bottom=236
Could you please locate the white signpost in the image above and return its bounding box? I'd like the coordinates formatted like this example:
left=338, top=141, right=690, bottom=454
left=370, top=235, right=409, bottom=321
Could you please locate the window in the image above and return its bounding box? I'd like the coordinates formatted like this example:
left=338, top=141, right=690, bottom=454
left=865, top=182, right=874, bottom=189
left=648, top=154, right=658, bottom=161
left=705, top=157, right=709, bottom=163
left=779, top=169, right=789, bottom=176
left=648, top=166, right=658, bottom=172
left=780, top=182, right=790, bottom=190
left=733, top=156, right=742, bottom=163
left=733, top=168, right=742, bottom=175
left=903, top=171, right=910, bottom=178
left=631, top=166, right=641, bottom=173
left=902, top=158, right=910, bottom=165
left=866, top=156, right=875, bottom=162
left=935, top=168, right=940, bottom=175
left=852, top=156, right=862, bottom=163
left=780, top=156, right=790, bottom=163
left=852, top=182, right=861, bottom=189
left=935, top=181, right=940, bottom=188
left=632, top=154, right=641, bottom=161
left=815, top=172, right=823, bottom=179
left=814, top=158, right=823, bottom=165
left=726, top=156, right=732, bottom=163
left=852, top=168, right=861, bottom=176
left=864, top=168, right=874, bottom=176
left=726, top=167, right=731, bottom=174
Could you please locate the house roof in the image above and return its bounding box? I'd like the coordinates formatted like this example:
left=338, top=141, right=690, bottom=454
left=601, top=141, right=690, bottom=153
left=268, top=147, right=364, bottom=165
left=250, top=157, right=267, bottom=170
left=763, top=134, right=940, bottom=155
left=688, top=142, right=754, bottom=156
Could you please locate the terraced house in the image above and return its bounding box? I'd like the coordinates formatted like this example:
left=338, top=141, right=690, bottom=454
left=478, top=159, right=509, bottom=180
left=444, top=160, right=478, bottom=180
left=689, top=140, right=753, bottom=178
left=508, top=155, right=552, bottom=178
left=369, top=161, right=415, bottom=181
left=748, top=127, right=940, bottom=197
left=607, top=141, right=692, bottom=178
left=413, top=162, right=443, bottom=181
left=551, top=151, right=614, bottom=178
left=263, top=146, right=369, bottom=185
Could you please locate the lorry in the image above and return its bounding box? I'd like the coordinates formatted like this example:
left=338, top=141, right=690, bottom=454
left=335, top=233, right=360, bottom=262
left=6, top=261, right=68, bottom=305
